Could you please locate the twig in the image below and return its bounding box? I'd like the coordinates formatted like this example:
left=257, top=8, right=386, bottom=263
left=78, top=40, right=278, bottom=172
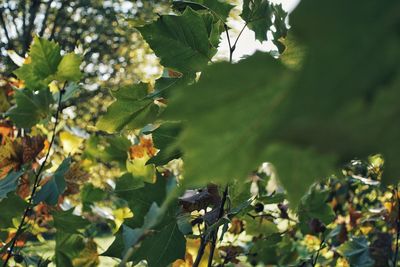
left=207, top=185, right=229, bottom=267
left=311, top=237, right=325, bottom=267
left=2, top=84, right=66, bottom=267
left=224, top=24, right=233, bottom=63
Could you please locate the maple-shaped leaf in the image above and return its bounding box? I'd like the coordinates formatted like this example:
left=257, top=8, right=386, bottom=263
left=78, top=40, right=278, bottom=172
left=241, top=0, right=288, bottom=42
left=138, top=7, right=220, bottom=73
left=6, top=88, right=54, bottom=128
left=13, top=36, right=82, bottom=90
left=14, top=37, right=61, bottom=90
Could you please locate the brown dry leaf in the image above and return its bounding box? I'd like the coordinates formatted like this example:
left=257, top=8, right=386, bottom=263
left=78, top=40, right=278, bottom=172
left=229, top=218, right=244, bottom=235
left=0, top=135, right=45, bottom=178
left=179, top=184, right=221, bottom=213
left=63, top=162, right=90, bottom=196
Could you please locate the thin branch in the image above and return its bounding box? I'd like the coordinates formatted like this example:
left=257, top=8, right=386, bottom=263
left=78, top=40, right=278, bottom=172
left=39, top=0, right=54, bottom=37
left=193, top=237, right=208, bottom=267
left=49, top=1, right=68, bottom=40
left=232, top=23, right=248, bottom=51
left=22, top=0, right=41, bottom=54
left=0, top=8, right=12, bottom=48
left=207, top=185, right=229, bottom=267
left=311, top=237, right=325, bottom=267
left=224, top=24, right=233, bottom=63
left=2, top=84, right=66, bottom=267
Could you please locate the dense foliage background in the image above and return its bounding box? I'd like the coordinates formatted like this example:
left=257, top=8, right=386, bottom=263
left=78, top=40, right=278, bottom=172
left=1, top=0, right=400, bottom=266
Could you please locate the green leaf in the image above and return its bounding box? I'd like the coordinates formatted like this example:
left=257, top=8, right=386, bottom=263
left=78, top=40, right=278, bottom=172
left=241, top=0, right=287, bottom=42
left=297, top=186, right=335, bottom=234
left=130, top=221, right=186, bottom=267
left=0, top=170, right=24, bottom=199
left=146, top=122, right=182, bottom=166
left=138, top=7, right=218, bottom=73
left=52, top=209, right=90, bottom=234
left=55, top=231, right=85, bottom=267
left=34, top=158, right=71, bottom=205
left=165, top=52, right=294, bottom=187
left=117, top=174, right=167, bottom=228
left=96, top=84, right=159, bottom=133
left=0, top=193, right=26, bottom=228
left=6, top=88, right=54, bottom=128
left=54, top=53, right=82, bottom=82
left=263, top=144, right=336, bottom=207
left=338, top=236, right=375, bottom=267
left=14, top=36, right=62, bottom=90
left=249, top=233, right=282, bottom=265
left=172, top=0, right=234, bottom=22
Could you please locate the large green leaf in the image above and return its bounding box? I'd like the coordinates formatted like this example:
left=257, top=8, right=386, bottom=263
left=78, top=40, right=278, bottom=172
left=241, top=0, right=287, bottom=42
left=165, top=53, right=295, bottom=187
left=0, top=170, right=24, bottom=199
left=6, top=88, right=54, bottom=128
left=96, top=84, right=159, bottom=133
left=338, top=237, right=375, bottom=267
left=138, top=7, right=219, bottom=73
left=34, top=158, right=71, bottom=205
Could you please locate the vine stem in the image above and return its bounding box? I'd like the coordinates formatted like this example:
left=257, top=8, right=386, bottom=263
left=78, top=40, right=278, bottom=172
left=2, top=85, right=65, bottom=267
left=207, top=184, right=229, bottom=267
left=311, top=237, right=325, bottom=267
left=393, top=186, right=400, bottom=267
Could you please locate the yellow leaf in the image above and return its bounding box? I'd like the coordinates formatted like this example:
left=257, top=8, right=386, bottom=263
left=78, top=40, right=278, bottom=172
left=60, top=131, right=83, bottom=154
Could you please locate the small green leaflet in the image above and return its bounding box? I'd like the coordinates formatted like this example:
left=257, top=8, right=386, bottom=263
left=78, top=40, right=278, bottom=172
left=338, top=236, right=375, bottom=267
left=13, top=36, right=82, bottom=90
left=129, top=221, right=186, bottom=267
left=241, top=0, right=288, bottom=42
left=96, top=84, right=159, bottom=133
left=116, top=173, right=166, bottom=228
left=0, top=170, right=24, bottom=199
left=55, top=53, right=83, bottom=82
left=54, top=231, right=85, bottom=267
left=52, top=209, right=90, bottom=234
left=297, top=186, right=335, bottom=234
left=34, top=157, right=71, bottom=205
left=146, top=122, right=182, bottom=166
left=172, top=0, right=234, bottom=22
left=6, top=88, right=54, bottom=128
left=138, top=7, right=221, bottom=73
left=0, top=193, right=26, bottom=228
